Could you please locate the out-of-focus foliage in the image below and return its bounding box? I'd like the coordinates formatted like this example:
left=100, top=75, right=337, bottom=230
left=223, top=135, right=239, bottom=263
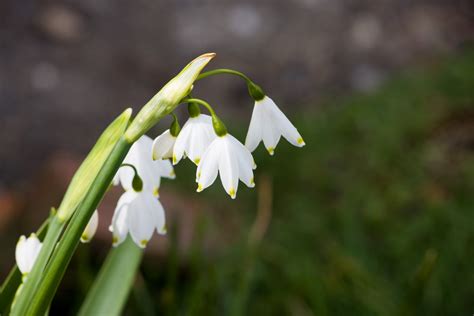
left=68, top=51, right=474, bottom=315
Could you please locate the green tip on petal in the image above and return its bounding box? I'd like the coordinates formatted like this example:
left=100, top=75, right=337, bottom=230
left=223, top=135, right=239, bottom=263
left=172, top=154, right=177, bottom=165
left=153, top=187, right=160, bottom=197
left=81, top=234, right=89, bottom=242
left=267, top=147, right=275, bottom=155
left=229, top=188, right=236, bottom=199
left=194, top=157, right=201, bottom=165
left=112, top=236, right=119, bottom=245
left=140, top=240, right=148, bottom=247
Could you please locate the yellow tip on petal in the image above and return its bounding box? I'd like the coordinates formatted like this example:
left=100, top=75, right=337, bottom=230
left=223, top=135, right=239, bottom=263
left=297, top=137, right=305, bottom=146
left=81, top=234, right=89, bottom=242
left=196, top=183, right=203, bottom=192
left=250, top=178, right=255, bottom=187
left=161, top=225, right=167, bottom=234
left=267, top=147, right=275, bottom=155
left=153, top=187, right=160, bottom=197
left=194, top=157, right=201, bottom=165
left=229, top=188, right=236, bottom=199
left=140, top=240, right=148, bottom=247
left=170, top=170, right=176, bottom=177
left=172, top=154, right=177, bottom=165
left=112, top=236, right=118, bottom=245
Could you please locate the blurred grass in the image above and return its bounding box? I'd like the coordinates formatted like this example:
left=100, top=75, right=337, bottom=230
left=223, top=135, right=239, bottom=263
left=69, top=50, right=474, bottom=315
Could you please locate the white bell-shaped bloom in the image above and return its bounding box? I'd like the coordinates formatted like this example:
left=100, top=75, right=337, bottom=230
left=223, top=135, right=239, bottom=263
left=15, top=234, right=43, bottom=275
left=117, top=135, right=175, bottom=195
left=173, top=114, right=216, bottom=165
left=109, top=190, right=166, bottom=248
left=245, top=96, right=305, bottom=155
left=81, top=210, right=99, bottom=243
left=196, top=134, right=256, bottom=199
left=152, top=129, right=176, bottom=160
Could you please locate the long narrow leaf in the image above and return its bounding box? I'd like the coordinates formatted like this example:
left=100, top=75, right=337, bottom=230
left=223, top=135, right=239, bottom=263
left=78, top=237, right=143, bottom=316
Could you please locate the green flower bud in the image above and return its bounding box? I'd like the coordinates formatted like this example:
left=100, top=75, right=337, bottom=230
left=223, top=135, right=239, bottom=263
left=212, top=115, right=228, bottom=137
left=247, top=81, right=265, bottom=101
left=125, top=53, right=216, bottom=143
left=170, top=113, right=181, bottom=137
left=132, top=174, right=143, bottom=192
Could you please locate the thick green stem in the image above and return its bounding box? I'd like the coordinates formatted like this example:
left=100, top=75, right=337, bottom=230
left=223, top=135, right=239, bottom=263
left=78, top=237, right=143, bottom=316
left=26, top=138, right=132, bottom=315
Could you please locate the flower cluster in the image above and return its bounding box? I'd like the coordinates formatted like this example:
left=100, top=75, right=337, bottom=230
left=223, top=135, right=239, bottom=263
left=83, top=58, right=304, bottom=249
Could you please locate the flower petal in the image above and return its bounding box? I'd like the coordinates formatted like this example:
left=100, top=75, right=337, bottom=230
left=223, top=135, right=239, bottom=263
left=81, top=210, right=99, bottom=243
left=196, top=141, right=219, bottom=191
left=128, top=192, right=157, bottom=248
left=218, top=137, right=239, bottom=199
left=152, top=129, right=176, bottom=160
left=245, top=102, right=264, bottom=152
left=266, top=96, right=305, bottom=147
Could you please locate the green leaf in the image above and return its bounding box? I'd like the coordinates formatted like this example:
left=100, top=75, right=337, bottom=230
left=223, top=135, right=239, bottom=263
left=78, top=237, right=143, bottom=316
left=56, top=108, right=133, bottom=221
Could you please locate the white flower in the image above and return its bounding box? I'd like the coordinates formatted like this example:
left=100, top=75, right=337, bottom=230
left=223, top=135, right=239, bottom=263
left=109, top=190, right=166, bottom=248
left=152, top=129, right=176, bottom=160
left=15, top=234, right=43, bottom=275
left=81, top=210, right=99, bottom=243
left=117, top=135, right=175, bottom=196
left=173, top=114, right=216, bottom=165
left=245, top=96, right=305, bottom=155
left=196, top=134, right=256, bottom=199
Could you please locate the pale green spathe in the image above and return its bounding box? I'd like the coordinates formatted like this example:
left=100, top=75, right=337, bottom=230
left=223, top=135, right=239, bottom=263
left=125, top=53, right=215, bottom=142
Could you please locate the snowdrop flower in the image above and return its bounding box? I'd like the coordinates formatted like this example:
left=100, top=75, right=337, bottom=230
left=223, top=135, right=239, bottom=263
left=117, top=135, right=175, bottom=196
left=15, top=234, right=43, bottom=275
left=173, top=113, right=216, bottom=165
left=81, top=210, right=99, bottom=243
left=196, top=133, right=256, bottom=199
left=109, top=190, right=166, bottom=248
left=245, top=96, right=305, bottom=155
left=152, top=129, right=176, bottom=160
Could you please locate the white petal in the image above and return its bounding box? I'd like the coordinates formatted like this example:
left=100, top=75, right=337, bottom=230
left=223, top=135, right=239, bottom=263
left=235, top=144, right=255, bottom=188
left=110, top=191, right=135, bottom=246
left=218, top=136, right=239, bottom=199
left=196, top=141, right=220, bottom=191
left=173, top=121, right=192, bottom=164
left=261, top=109, right=281, bottom=155
left=81, top=210, right=99, bottom=243
left=266, top=96, right=305, bottom=147
left=15, top=234, right=42, bottom=274
left=245, top=102, right=264, bottom=152
left=128, top=192, right=158, bottom=248
left=152, top=129, right=176, bottom=160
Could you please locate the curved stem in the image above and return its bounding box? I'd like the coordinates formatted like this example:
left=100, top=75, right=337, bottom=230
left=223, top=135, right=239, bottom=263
left=196, top=68, right=252, bottom=83
left=184, top=98, right=216, bottom=117
left=120, top=163, right=139, bottom=177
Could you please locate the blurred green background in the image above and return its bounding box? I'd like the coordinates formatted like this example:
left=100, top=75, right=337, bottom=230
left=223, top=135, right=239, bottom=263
left=60, top=51, right=474, bottom=315
left=1, top=1, right=474, bottom=315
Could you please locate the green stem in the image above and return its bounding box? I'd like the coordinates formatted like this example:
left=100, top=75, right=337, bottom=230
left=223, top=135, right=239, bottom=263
left=26, top=138, right=132, bottom=316
left=0, top=217, right=50, bottom=314
left=196, top=68, right=252, bottom=83
left=78, top=237, right=143, bottom=316
left=184, top=98, right=216, bottom=116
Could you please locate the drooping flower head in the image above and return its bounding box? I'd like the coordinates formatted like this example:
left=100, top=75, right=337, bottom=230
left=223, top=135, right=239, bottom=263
left=15, top=234, right=43, bottom=275
left=109, top=190, right=166, bottom=248
left=197, top=133, right=256, bottom=199
left=245, top=95, right=305, bottom=155
left=172, top=112, right=216, bottom=166
left=117, top=135, right=175, bottom=196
